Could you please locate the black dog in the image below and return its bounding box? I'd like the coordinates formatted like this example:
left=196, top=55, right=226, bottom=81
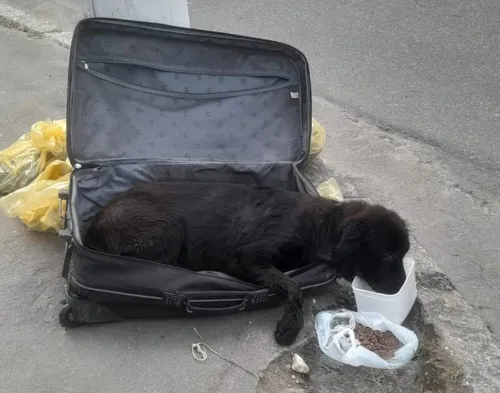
left=85, top=181, right=410, bottom=345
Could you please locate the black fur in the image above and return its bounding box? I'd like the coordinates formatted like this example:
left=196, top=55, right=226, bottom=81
left=85, top=181, right=410, bottom=345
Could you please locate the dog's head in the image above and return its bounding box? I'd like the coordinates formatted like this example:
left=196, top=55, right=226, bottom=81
left=333, top=202, right=410, bottom=295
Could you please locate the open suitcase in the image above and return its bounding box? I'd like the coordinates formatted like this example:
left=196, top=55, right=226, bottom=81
left=58, top=17, right=337, bottom=327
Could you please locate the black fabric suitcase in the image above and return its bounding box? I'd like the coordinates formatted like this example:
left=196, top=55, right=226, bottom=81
left=58, top=17, right=337, bottom=327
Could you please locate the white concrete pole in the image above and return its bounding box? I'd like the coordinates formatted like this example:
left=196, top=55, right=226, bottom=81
left=83, top=0, right=190, bottom=27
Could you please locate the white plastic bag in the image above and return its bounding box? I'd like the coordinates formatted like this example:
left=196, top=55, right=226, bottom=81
left=315, top=309, right=418, bottom=369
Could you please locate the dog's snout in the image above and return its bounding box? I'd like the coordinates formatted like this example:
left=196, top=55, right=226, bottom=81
left=370, top=266, right=406, bottom=295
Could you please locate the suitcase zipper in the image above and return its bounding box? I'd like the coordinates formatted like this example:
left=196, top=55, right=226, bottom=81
left=79, top=61, right=297, bottom=100
left=78, top=57, right=294, bottom=80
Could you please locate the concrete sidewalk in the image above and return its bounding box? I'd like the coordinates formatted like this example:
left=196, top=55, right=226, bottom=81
left=1, top=4, right=500, bottom=393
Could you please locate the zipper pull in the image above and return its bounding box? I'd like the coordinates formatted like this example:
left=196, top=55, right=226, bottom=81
left=81, top=61, right=89, bottom=71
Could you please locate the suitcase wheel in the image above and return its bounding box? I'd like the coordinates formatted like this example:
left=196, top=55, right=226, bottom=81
left=59, top=304, right=81, bottom=328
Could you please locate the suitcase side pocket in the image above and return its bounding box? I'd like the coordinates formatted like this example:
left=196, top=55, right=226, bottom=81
left=77, top=61, right=297, bottom=100
left=163, top=289, right=270, bottom=314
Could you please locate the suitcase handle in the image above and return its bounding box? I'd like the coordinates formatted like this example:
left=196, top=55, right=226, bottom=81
left=185, top=298, right=248, bottom=313
left=163, top=290, right=269, bottom=314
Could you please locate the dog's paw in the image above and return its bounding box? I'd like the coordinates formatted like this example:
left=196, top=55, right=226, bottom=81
left=274, top=313, right=304, bottom=346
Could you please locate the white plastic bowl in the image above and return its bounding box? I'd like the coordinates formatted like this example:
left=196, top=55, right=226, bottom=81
left=352, top=257, right=417, bottom=325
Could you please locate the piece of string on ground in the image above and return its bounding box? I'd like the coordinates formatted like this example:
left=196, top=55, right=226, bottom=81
left=191, top=327, right=260, bottom=379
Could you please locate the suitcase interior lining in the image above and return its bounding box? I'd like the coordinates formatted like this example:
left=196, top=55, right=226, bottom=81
left=70, top=161, right=316, bottom=245
left=69, top=21, right=310, bottom=165
left=70, top=62, right=304, bottom=164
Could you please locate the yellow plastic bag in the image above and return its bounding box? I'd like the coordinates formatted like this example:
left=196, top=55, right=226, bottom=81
left=317, top=177, right=343, bottom=201
left=30, top=119, right=67, bottom=158
left=0, top=119, right=67, bottom=195
left=0, top=159, right=72, bottom=233
left=0, top=134, right=41, bottom=195
left=309, top=118, right=326, bottom=159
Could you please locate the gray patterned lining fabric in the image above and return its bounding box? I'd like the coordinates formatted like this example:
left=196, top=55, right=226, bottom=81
left=68, top=20, right=310, bottom=165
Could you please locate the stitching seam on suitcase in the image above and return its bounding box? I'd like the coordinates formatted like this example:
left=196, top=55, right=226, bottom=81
left=70, top=274, right=336, bottom=300
left=77, top=63, right=297, bottom=100
left=71, top=276, right=162, bottom=300
left=70, top=276, right=268, bottom=307
left=70, top=277, right=265, bottom=304
left=70, top=157, right=305, bottom=166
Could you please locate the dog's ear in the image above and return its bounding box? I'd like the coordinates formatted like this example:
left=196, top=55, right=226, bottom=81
left=367, top=224, right=389, bottom=257
left=335, top=218, right=368, bottom=258
left=366, top=213, right=410, bottom=259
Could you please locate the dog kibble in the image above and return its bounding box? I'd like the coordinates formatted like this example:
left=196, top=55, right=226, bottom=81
left=354, top=324, right=401, bottom=359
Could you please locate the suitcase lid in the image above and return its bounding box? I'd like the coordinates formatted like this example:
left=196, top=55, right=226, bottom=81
left=67, top=18, right=312, bottom=167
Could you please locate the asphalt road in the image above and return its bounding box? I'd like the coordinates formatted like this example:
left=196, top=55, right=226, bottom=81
left=6, top=0, right=500, bottom=172
left=191, top=0, right=500, bottom=172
